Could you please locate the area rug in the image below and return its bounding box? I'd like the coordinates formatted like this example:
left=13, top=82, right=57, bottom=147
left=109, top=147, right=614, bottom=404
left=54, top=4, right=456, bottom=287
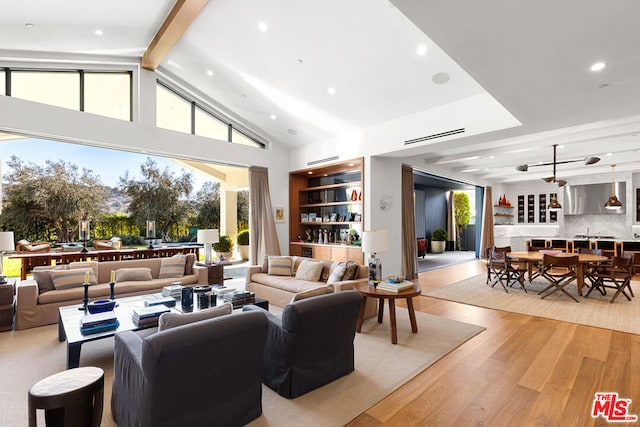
left=0, top=308, right=484, bottom=426
left=425, top=273, right=640, bottom=335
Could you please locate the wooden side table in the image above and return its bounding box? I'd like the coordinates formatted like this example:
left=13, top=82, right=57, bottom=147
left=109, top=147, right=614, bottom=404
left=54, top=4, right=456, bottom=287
left=0, top=279, right=15, bottom=331
left=353, top=281, right=421, bottom=344
left=28, top=366, right=104, bottom=427
left=197, top=261, right=231, bottom=285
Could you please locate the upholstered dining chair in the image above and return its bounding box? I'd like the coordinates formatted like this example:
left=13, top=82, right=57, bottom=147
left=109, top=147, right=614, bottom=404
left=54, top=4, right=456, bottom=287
left=540, top=254, right=579, bottom=302
left=585, top=252, right=635, bottom=303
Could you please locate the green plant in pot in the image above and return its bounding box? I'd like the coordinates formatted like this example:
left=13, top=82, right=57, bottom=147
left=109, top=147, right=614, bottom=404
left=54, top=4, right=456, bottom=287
left=431, top=228, right=448, bottom=254
left=214, top=235, right=234, bottom=259
left=237, top=229, right=249, bottom=260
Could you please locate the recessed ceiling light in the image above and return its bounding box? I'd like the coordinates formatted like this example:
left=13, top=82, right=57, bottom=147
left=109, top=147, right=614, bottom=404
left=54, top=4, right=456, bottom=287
left=258, top=22, right=268, bottom=32
left=590, top=62, right=606, bottom=72
left=432, top=72, right=450, bottom=85
left=94, top=29, right=104, bottom=36
left=297, top=58, right=304, bottom=64
left=287, top=128, right=298, bottom=135
left=489, top=155, right=495, bottom=159
left=327, top=87, right=336, bottom=95
left=462, top=168, right=479, bottom=173
left=270, top=114, right=276, bottom=120
left=307, top=171, right=313, bottom=175
left=348, top=163, right=355, bottom=167
left=25, top=23, right=34, bottom=28
left=598, top=83, right=609, bottom=89
left=416, top=44, right=427, bottom=56
left=606, top=152, right=612, bottom=156
left=206, top=69, right=213, bottom=76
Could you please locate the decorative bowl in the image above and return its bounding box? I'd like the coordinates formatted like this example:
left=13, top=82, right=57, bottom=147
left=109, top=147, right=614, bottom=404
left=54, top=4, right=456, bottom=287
left=87, top=299, right=116, bottom=314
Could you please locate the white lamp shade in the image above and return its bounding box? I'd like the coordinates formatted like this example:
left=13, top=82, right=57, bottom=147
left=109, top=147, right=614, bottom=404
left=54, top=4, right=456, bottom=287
left=0, top=232, right=15, bottom=252
left=361, top=230, right=388, bottom=254
left=197, top=229, right=220, bottom=244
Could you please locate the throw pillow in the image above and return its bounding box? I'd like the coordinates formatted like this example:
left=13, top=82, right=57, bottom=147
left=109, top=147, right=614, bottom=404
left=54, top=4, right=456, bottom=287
left=327, top=262, right=347, bottom=284
left=32, top=266, right=67, bottom=294
left=158, top=302, right=233, bottom=331
left=343, top=260, right=360, bottom=281
left=69, top=261, right=99, bottom=279
left=290, top=286, right=333, bottom=303
left=159, top=255, right=186, bottom=279
left=268, top=256, right=293, bottom=276
left=294, top=260, right=324, bottom=281
left=50, top=268, right=97, bottom=290
left=115, top=267, right=153, bottom=282
left=184, top=253, right=196, bottom=276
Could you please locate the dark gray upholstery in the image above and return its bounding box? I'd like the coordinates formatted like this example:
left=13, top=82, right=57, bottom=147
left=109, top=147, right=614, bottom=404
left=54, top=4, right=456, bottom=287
left=111, top=310, right=268, bottom=427
left=244, top=290, right=362, bottom=398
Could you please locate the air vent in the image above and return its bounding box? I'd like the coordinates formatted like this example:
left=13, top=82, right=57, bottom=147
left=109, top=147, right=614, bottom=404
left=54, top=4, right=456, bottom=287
left=404, top=128, right=466, bottom=145
left=307, top=156, right=339, bottom=166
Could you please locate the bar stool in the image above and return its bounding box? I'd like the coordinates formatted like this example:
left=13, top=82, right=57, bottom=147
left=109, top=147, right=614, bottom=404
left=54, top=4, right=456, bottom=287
left=28, top=366, right=104, bottom=427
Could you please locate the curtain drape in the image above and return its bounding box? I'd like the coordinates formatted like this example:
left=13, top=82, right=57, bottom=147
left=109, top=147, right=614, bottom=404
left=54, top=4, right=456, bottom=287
left=248, top=166, right=281, bottom=265
left=480, top=186, right=495, bottom=259
left=401, top=164, right=418, bottom=279
left=447, top=191, right=457, bottom=250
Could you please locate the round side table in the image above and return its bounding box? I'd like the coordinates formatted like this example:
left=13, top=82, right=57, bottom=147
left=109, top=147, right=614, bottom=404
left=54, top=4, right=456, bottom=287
left=28, top=366, right=104, bottom=427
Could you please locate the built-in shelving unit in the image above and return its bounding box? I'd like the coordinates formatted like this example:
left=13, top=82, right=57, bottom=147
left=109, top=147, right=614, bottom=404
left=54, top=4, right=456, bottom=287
left=494, top=205, right=514, bottom=225
left=289, top=158, right=364, bottom=263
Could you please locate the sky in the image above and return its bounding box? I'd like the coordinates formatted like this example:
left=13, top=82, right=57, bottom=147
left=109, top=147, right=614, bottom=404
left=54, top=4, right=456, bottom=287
left=1, top=138, right=212, bottom=190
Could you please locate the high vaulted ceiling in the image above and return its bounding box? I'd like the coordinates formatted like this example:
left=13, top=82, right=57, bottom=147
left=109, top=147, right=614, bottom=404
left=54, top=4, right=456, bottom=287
left=1, top=0, right=639, bottom=185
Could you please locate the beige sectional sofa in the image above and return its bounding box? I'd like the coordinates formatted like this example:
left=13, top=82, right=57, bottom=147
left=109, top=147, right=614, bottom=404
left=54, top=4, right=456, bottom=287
left=15, top=254, right=207, bottom=330
left=245, top=256, right=371, bottom=309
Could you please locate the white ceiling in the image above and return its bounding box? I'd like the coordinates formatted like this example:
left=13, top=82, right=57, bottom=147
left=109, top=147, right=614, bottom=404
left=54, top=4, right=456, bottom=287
left=1, top=0, right=639, bottom=185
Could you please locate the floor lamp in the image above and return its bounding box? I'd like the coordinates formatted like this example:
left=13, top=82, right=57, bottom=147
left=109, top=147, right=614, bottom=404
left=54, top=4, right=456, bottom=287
left=197, top=229, right=219, bottom=264
left=0, top=231, right=15, bottom=284
left=361, top=230, right=389, bottom=286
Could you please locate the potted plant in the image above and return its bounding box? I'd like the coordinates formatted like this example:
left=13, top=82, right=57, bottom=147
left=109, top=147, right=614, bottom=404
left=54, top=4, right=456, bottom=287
left=214, top=235, right=234, bottom=260
left=237, top=229, right=249, bottom=260
left=431, top=228, right=448, bottom=254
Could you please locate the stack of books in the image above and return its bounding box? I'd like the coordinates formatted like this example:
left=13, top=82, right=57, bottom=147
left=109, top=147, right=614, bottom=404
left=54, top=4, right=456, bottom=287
left=162, top=284, right=183, bottom=298
left=376, top=280, right=415, bottom=293
left=80, top=311, right=119, bottom=335
left=222, top=290, right=255, bottom=308
left=132, top=305, right=171, bottom=327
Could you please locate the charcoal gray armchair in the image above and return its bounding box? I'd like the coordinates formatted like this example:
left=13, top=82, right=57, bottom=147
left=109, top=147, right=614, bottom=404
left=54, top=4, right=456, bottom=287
left=111, top=311, right=267, bottom=427
left=244, top=290, right=362, bottom=398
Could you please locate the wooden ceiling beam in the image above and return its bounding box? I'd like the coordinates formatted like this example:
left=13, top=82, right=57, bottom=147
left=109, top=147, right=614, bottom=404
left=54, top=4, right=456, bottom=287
left=141, top=0, right=209, bottom=71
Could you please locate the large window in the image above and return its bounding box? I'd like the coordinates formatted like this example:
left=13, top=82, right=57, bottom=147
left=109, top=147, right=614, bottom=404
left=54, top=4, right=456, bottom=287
left=11, top=71, right=80, bottom=110
left=156, top=80, right=265, bottom=149
left=84, top=72, right=131, bottom=121
left=3, top=68, right=132, bottom=121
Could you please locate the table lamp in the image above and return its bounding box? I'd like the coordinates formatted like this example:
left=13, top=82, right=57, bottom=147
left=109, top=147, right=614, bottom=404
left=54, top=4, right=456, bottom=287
left=146, top=220, right=156, bottom=249
left=0, top=231, right=15, bottom=284
left=197, top=229, right=219, bottom=264
left=361, top=230, right=388, bottom=286
left=79, top=220, right=90, bottom=253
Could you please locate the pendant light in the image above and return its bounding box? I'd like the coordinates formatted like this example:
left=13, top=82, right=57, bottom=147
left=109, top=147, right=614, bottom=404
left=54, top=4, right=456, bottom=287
left=548, top=193, right=562, bottom=211
left=546, top=146, right=562, bottom=211
left=604, top=164, right=622, bottom=210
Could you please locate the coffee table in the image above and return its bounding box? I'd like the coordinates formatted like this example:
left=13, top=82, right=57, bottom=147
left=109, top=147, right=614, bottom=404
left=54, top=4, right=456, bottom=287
left=58, top=293, right=269, bottom=369
left=353, top=281, right=422, bottom=344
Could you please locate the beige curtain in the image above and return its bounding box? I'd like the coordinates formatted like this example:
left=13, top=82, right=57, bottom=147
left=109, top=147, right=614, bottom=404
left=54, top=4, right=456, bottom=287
left=480, top=186, right=495, bottom=259
left=249, top=166, right=281, bottom=265
left=447, top=191, right=457, bottom=250
left=401, top=164, right=418, bottom=279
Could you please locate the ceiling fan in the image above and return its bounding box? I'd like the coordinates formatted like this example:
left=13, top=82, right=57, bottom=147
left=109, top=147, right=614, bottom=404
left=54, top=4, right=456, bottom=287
left=515, top=144, right=600, bottom=187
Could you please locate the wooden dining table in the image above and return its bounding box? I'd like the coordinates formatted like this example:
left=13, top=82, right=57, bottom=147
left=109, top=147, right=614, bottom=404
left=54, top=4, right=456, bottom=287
left=507, top=251, right=608, bottom=295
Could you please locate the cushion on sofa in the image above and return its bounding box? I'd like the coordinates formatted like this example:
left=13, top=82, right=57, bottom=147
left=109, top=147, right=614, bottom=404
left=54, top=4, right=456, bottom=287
left=268, top=256, right=293, bottom=276
left=158, top=302, right=233, bottom=331
left=159, top=255, right=186, bottom=279
left=69, top=261, right=99, bottom=279
left=32, top=266, right=67, bottom=294
left=184, top=253, right=196, bottom=276
left=49, top=268, right=97, bottom=290
left=115, top=267, right=153, bottom=282
left=294, top=260, right=323, bottom=281
left=327, top=262, right=347, bottom=284
left=290, top=285, right=333, bottom=303
left=343, top=260, right=360, bottom=281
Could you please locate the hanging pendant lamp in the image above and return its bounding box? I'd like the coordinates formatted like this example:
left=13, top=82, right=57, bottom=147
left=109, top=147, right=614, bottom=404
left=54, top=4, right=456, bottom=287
left=548, top=193, right=562, bottom=211
left=604, top=164, right=622, bottom=210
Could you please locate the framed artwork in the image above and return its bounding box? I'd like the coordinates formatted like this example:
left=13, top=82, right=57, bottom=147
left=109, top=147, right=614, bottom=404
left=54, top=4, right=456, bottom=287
left=275, top=207, right=285, bottom=222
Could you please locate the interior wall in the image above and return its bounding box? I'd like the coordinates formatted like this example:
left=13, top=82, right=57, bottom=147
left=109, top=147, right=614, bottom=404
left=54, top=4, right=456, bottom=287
left=414, top=190, right=426, bottom=239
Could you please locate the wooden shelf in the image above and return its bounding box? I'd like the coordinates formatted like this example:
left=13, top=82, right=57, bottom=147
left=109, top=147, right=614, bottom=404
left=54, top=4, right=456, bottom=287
left=494, top=213, right=514, bottom=217
left=494, top=205, right=514, bottom=208
left=301, top=181, right=361, bottom=192
left=300, top=221, right=362, bottom=226
left=300, top=201, right=361, bottom=208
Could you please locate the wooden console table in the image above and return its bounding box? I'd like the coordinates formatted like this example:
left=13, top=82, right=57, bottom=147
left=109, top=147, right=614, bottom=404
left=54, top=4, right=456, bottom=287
left=10, top=246, right=200, bottom=280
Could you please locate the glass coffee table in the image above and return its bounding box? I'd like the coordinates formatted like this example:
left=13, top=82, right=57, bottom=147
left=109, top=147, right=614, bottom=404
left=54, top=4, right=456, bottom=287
left=58, top=293, right=268, bottom=369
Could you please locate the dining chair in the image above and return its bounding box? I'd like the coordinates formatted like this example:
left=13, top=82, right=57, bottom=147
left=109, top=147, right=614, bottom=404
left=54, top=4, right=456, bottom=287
left=585, top=252, right=635, bottom=303
left=577, top=247, right=604, bottom=295
left=488, top=248, right=526, bottom=293
left=486, top=246, right=511, bottom=285
left=540, top=254, right=579, bottom=302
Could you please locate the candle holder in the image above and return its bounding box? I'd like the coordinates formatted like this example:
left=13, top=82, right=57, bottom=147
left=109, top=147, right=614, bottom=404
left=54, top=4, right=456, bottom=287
left=79, top=282, right=90, bottom=312
left=109, top=281, right=116, bottom=300
left=146, top=220, right=156, bottom=249
left=79, top=220, right=90, bottom=253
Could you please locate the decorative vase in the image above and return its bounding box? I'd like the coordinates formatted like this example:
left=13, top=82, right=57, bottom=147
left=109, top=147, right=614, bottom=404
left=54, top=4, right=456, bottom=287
left=351, top=189, right=358, bottom=201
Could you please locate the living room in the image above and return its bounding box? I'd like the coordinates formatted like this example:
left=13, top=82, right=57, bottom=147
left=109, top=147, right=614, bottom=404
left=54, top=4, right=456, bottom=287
left=2, top=1, right=640, bottom=425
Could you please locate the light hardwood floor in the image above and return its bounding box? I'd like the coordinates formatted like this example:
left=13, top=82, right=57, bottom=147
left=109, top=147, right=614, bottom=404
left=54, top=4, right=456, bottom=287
left=347, top=260, right=640, bottom=427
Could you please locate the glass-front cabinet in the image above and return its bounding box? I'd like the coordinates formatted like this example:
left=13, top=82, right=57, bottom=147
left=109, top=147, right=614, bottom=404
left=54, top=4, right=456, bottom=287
left=289, top=158, right=364, bottom=263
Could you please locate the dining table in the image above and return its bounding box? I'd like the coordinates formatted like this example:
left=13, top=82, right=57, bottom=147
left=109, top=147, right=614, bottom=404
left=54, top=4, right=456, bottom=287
left=507, top=251, right=608, bottom=296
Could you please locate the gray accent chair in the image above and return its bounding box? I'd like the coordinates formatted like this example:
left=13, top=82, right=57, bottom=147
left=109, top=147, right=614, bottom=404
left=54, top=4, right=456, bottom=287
left=111, top=310, right=268, bottom=427
left=244, top=290, right=362, bottom=398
